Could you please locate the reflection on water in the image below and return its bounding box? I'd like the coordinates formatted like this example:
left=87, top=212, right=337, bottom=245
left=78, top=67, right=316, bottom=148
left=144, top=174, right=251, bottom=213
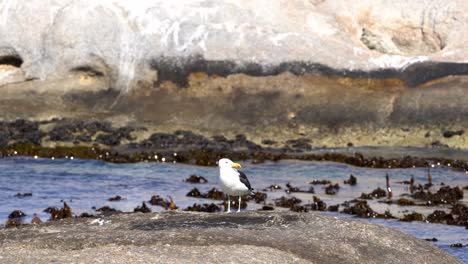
left=0, top=157, right=467, bottom=261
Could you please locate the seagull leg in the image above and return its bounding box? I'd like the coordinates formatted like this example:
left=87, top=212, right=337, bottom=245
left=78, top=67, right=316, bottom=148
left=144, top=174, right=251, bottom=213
left=226, top=195, right=231, bottom=213
left=237, top=196, right=241, bottom=212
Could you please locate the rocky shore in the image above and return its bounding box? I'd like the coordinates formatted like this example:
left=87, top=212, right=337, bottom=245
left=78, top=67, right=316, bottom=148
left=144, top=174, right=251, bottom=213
left=1, top=119, right=468, bottom=172
left=1, top=0, right=468, bottom=152
left=0, top=211, right=462, bottom=263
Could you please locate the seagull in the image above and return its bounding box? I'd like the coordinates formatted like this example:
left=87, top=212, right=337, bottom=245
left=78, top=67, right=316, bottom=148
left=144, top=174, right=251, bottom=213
left=218, top=158, right=254, bottom=213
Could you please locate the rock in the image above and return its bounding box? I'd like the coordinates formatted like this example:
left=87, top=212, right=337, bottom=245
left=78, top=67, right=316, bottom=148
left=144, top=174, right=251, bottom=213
left=108, top=195, right=123, bottom=201
left=186, top=188, right=203, bottom=198
left=344, top=174, right=357, bottom=185
left=205, top=188, right=225, bottom=200
left=285, top=183, right=314, bottom=194
left=327, top=204, right=340, bottom=212
left=184, top=203, right=222, bottom=213
left=427, top=210, right=454, bottom=224
left=43, top=202, right=72, bottom=220
left=260, top=205, right=275, bottom=211
left=401, top=212, right=425, bottom=222
left=396, top=198, right=416, bottom=206
left=8, top=210, right=26, bottom=219
left=310, top=180, right=332, bottom=185
left=341, top=200, right=378, bottom=218
left=96, top=206, right=120, bottom=213
left=450, top=203, right=468, bottom=228
left=412, top=186, right=463, bottom=205
left=274, top=196, right=302, bottom=208
left=1, top=1, right=468, bottom=155
left=246, top=191, right=267, bottom=203
left=149, top=195, right=168, bottom=207
left=14, top=193, right=32, bottom=197
left=186, top=187, right=225, bottom=200
left=134, top=202, right=152, bottom=213
left=360, top=187, right=387, bottom=199
left=443, top=130, right=464, bottom=138
left=184, top=175, right=208, bottom=184
left=148, top=195, right=178, bottom=210
left=425, top=238, right=438, bottom=242
left=449, top=243, right=466, bottom=248
left=309, top=196, right=327, bottom=211
left=325, top=183, right=340, bottom=195
left=0, top=211, right=461, bottom=263
left=264, top=184, right=282, bottom=191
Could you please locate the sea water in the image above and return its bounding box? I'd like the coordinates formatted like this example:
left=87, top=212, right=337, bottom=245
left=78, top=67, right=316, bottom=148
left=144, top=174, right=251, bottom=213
left=0, top=157, right=466, bottom=261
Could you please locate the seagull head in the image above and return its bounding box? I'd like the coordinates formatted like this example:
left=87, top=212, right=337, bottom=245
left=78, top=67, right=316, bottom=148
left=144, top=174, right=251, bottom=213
left=218, top=158, right=242, bottom=169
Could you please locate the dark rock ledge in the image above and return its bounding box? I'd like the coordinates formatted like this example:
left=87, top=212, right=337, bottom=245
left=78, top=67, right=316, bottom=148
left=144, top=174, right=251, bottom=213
left=0, top=211, right=461, bottom=263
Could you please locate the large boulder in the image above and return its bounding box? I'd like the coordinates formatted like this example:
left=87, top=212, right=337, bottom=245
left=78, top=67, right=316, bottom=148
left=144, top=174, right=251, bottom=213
left=0, top=211, right=462, bottom=263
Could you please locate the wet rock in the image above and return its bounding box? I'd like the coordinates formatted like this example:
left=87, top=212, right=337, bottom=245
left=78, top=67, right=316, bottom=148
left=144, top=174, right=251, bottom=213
left=309, top=196, right=327, bottom=211
left=377, top=210, right=396, bottom=219
left=43, top=202, right=72, bottom=220
left=325, top=183, right=340, bottom=195
left=184, top=203, right=222, bottom=213
left=274, top=196, right=302, bottom=208
left=5, top=219, right=23, bottom=228
left=134, top=202, right=152, bottom=213
left=95, top=127, right=135, bottom=146
left=186, top=188, right=203, bottom=198
left=344, top=174, right=357, bottom=185
left=31, top=214, right=42, bottom=225
left=261, top=139, right=276, bottom=145
left=450, top=203, right=468, bottom=228
left=149, top=195, right=168, bottom=208
left=442, top=130, right=464, bottom=138
left=108, top=195, right=123, bottom=201
left=396, top=198, right=415, bottom=206
left=8, top=210, right=26, bottom=219
left=285, top=138, right=312, bottom=151
left=412, top=186, right=463, bottom=205
left=310, top=179, right=331, bottom=185
left=14, top=193, right=32, bottom=197
left=79, top=213, right=95, bottom=218
left=285, top=183, right=314, bottom=194
left=206, top=188, right=225, bottom=200
left=264, top=184, right=282, bottom=191
left=148, top=195, right=178, bottom=210
left=186, top=187, right=225, bottom=201
left=232, top=134, right=262, bottom=151
left=424, top=238, right=438, bottom=242
left=360, top=187, right=386, bottom=199
left=260, top=205, right=275, bottom=211
left=449, top=243, right=467, bottom=248
left=463, top=185, right=468, bottom=190
left=184, top=175, right=208, bottom=184
left=96, top=206, right=120, bottom=213
left=290, top=205, right=308, bottom=212
left=341, top=200, right=378, bottom=218
left=327, top=204, right=339, bottom=212
left=246, top=191, right=267, bottom=203
left=400, top=212, right=425, bottom=222
left=426, top=210, right=454, bottom=224
left=224, top=199, right=248, bottom=210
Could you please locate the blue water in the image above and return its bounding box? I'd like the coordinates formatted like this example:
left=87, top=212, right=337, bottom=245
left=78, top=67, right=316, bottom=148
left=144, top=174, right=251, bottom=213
left=0, top=157, right=467, bottom=262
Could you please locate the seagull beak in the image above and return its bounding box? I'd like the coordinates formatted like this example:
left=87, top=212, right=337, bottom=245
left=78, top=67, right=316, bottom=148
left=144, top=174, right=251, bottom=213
left=232, top=163, right=242, bottom=169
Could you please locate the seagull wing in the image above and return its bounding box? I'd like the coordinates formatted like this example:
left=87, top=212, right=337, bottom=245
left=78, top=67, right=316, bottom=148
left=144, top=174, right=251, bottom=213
left=238, top=170, right=253, bottom=191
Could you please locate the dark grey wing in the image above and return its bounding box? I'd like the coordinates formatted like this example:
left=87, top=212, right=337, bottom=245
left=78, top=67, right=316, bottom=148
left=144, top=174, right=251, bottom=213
left=238, top=170, right=253, bottom=191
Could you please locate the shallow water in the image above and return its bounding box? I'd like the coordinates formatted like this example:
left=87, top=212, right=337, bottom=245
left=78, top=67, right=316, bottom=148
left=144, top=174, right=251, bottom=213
left=0, top=157, right=467, bottom=261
